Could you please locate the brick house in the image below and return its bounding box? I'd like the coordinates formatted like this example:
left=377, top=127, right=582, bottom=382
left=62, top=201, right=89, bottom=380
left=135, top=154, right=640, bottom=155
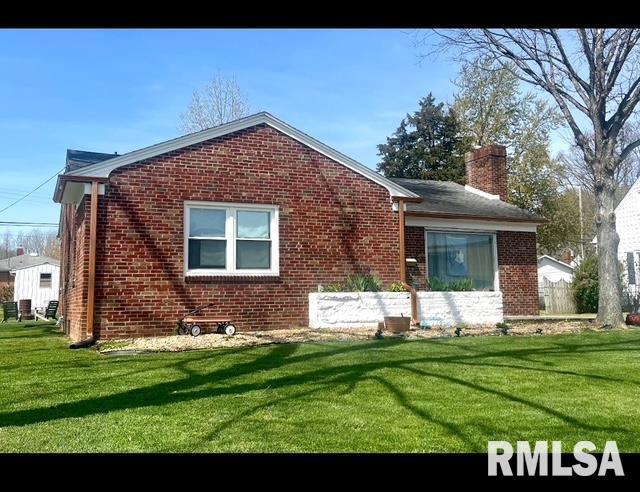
left=54, top=113, right=543, bottom=342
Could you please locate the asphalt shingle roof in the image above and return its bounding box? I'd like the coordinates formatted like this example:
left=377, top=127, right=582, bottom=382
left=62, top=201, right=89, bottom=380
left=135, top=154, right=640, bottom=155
left=0, top=255, right=60, bottom=272
left=66, top=149, right=119, bottom=172
left=390, top=178, right=544, bottom=222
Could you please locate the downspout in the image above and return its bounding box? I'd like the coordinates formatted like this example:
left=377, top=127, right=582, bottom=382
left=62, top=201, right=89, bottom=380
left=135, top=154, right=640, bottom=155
left=71, top=181, right=98, bottom=349
left=397, top=199, right=418, bottom=325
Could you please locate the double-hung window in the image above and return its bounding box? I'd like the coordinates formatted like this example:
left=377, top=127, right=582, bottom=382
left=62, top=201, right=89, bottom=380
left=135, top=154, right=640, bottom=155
left=185, top=202, right=279, bottom=276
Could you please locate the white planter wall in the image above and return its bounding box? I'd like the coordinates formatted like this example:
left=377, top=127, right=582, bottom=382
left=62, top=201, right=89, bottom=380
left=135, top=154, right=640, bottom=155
left=417, top=292, right=503, bottom=327
left=309, top=291, right=503, bottom=329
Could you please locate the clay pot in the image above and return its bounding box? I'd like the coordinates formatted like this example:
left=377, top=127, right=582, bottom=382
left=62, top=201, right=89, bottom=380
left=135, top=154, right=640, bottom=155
left=383, top=316, right=411, bottom=333
left=625, top=313, right=640, bottom=326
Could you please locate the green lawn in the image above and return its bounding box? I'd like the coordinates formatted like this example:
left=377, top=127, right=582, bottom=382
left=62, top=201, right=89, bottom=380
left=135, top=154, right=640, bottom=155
left=1, top=321, right=639, bottom=452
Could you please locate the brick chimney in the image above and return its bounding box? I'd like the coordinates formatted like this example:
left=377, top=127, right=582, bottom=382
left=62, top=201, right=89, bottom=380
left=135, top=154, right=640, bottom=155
left=16, top=246, right=24, bottom=256
left=464, top=145, right=508, bottom=201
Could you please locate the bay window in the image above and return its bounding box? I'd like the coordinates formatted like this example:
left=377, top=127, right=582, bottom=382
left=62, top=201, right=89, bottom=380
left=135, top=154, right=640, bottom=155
left=185, top=202, right=279, bottom=276
left=426, top=231, right=497, bottom=291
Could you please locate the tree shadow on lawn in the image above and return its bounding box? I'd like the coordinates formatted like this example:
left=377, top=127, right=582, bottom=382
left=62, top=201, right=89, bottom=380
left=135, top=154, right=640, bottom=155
left=1, top=334, right=639, bottom=446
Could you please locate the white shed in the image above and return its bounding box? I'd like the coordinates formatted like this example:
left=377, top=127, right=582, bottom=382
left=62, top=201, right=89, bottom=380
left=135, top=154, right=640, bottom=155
left=537, top=255, right=574, bottom=300
left=11, top=257, right=60, bottom=312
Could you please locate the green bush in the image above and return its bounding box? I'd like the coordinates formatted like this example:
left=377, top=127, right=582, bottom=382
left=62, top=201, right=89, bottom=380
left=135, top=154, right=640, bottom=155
left=496, top=321, right=510, bottom=336
left=388, top=282, right=407, bottom=292
left=573, top=255, right=599, bottom=313
left=321, top=268, right=383, bottom=293
left=345, top=271, right=382, bottom=292
left=323, top=282, right=344, bottom=292
left=428, top=277, right=474, bottom=291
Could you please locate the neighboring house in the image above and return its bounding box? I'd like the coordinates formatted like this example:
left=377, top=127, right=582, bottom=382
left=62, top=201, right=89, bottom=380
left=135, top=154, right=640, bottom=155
left=53, top=112, right=544, bottom=342
left=537, top=255, right=574, bottom=307
left=0, top=253, right=60, bottom=311
left=613, top=177, right=640, bottom=293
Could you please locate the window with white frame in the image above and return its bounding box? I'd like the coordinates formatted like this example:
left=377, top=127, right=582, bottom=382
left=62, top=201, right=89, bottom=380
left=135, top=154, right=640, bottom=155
left=40, top=273, right=52, bottom=288
left=185, top=202, right=279, bottom=276
left=426, top=230, right=498, bottom=291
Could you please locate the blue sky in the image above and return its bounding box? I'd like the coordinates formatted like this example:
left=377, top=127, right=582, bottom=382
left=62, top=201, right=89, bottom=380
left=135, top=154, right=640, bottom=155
left=0, top=29, right=567, bottom=239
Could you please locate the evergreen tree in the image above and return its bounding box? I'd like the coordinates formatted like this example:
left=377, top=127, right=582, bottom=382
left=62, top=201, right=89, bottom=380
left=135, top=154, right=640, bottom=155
left=377, top=94, right=471, bottom=183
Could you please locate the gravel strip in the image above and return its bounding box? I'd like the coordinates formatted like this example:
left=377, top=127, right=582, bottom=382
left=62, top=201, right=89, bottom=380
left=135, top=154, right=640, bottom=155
left=96, top=320, right=619, bottom=354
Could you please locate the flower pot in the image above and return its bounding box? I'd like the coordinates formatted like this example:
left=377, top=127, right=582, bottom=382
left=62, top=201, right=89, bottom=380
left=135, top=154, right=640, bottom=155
left=383, top=316, right=410, bottom=333
left=626, top=313, right=640, bottom=326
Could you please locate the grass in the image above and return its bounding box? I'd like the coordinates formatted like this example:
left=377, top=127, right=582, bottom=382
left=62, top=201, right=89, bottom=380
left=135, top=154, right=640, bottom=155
left=1, top=321, right=639, bottom=452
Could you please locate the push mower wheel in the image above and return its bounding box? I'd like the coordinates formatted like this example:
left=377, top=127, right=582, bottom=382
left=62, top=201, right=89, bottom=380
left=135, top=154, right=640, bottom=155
left=224, top=324, right=236, bottom=336
left=190, top=325, right=202, bottom=337
left=178, top=324, right=187, bottom=335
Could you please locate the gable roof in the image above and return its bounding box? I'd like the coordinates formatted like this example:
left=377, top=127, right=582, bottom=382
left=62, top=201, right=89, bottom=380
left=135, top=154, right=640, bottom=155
left=0, top=255, right=60, bottom=272
left=391, top=178, right=545, bottom=223
left=61, top=112, right=419, bottom=200
left=537, top=255, right=574, bottom=270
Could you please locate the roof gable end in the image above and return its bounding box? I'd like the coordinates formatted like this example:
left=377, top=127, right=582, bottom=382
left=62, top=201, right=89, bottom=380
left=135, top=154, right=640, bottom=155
left=65, top=112, right=418, bottom=199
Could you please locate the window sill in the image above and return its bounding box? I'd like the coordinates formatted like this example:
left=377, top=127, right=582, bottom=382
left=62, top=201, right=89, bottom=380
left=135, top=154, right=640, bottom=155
left=185, top=274, right=282, bottom=284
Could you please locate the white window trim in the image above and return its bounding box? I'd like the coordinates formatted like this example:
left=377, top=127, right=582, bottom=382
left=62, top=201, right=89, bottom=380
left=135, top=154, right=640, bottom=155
left=184, top=201, right=279, bottom=277
left=424, top=227, right=500, bottom=292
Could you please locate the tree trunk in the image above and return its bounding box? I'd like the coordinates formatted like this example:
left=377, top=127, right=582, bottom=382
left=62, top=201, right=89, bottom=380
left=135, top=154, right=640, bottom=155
left=594, top=162, right=625, bottom=326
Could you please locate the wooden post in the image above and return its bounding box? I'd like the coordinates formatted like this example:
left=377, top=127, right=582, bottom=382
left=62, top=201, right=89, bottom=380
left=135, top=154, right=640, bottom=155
left=398, top=199, right=406, bottom=284
left=86, top=181, right=98, bottom=337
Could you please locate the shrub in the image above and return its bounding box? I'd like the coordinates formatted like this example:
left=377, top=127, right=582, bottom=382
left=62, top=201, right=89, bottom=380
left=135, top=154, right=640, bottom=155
left=0, top=285, right=13, bottom=303
left=428, top=277, right=474, bottom=291
left=572, top=255, right=599, bottom=313
left=496, top=321, right=510, bottom=336
left=388, top=282, right=407, bottom=292
left=344, top=271, right=382, bottom=292
left=323, top=282, right=344, bottom=292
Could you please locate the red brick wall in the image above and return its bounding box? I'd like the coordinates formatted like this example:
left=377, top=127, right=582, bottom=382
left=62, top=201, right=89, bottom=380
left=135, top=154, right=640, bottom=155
left=465, top=145, right=508, bottom=201
left=60, top=200, right=90, bottom=341
left=405, top=226, right=427, bottom=289
left=83, top=124, right=400, bottom=339
left=497, top=230, right=538, bottom=315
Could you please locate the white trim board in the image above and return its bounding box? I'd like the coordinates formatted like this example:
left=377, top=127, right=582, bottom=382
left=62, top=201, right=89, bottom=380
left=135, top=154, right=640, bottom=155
left=65, top=112, right=419, bottom=200
left=406, top=216, right=538, bottom=233
left=537, top=255, right=574, bottom=270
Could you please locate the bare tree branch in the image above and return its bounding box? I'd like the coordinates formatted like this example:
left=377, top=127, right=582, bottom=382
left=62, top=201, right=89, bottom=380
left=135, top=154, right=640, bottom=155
left=179, top=72, right=250, bottom=134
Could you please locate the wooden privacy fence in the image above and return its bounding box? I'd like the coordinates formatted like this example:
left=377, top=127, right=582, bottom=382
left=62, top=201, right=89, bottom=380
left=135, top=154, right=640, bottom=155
left=543, top=278, right=576, bottom=314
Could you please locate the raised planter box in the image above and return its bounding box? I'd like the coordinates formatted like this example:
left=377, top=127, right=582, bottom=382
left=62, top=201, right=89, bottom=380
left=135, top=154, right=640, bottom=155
left=309, top=291, right=503, bottom=329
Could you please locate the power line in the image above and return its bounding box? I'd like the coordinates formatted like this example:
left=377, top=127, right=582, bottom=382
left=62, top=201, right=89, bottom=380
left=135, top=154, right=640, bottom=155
left=0, top=168, right=64, bottom=216
left=0, top=221, right=58, bottom=227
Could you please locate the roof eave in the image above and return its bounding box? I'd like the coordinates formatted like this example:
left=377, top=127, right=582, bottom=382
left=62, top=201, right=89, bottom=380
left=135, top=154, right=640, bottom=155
left=405, top=211, right=547, bottom=224
left=61, top=112, right=419, bottom=200
left=53, top=175, right=109, bottom=204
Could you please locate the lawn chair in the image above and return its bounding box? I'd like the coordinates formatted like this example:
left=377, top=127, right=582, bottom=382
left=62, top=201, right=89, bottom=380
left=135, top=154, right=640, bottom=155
left=2, top=301, right=20, bottom=322
left=35, top=301, right=59, bottom=322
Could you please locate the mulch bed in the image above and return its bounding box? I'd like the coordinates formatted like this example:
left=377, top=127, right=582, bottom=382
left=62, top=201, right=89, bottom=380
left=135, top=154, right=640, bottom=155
left=96, top=319, right=625, bottom=354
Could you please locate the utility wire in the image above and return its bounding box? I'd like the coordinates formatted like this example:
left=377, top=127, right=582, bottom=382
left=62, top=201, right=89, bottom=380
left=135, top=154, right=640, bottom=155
left=0, top=221, right=58, bottom=227
left=0, top=168, right=64, bottom=216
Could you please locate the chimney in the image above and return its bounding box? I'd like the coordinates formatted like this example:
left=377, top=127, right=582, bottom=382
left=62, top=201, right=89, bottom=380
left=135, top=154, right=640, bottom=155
left=16, top=246, right=24, bottom=256
left=464, top=144, right=508, bottom=201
